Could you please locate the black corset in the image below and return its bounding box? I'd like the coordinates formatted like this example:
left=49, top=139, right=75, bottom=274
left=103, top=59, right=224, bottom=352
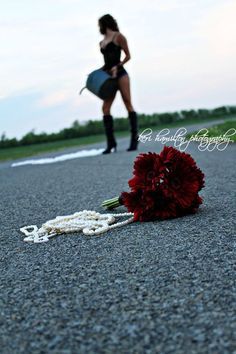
left=100, top=42, right=121, bottom=70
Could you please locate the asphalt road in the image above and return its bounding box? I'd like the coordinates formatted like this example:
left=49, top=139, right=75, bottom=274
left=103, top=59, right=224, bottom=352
left=0, top=120, right=235, bottom=354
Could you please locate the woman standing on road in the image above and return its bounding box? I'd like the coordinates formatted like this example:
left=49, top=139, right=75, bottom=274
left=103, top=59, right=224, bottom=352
left=98, top=14, right=139, bottom=154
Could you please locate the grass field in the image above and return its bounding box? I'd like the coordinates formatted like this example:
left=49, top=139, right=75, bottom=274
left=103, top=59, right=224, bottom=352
left=186, top=120, right=236, bottom=143
left=1, top=115, right=235, bottom=162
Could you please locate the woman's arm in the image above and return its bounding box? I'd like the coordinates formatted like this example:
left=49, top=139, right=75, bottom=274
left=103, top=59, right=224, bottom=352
left=110, top=33, right=131, bottom=77
left=116, top=33, right=131, bottom=66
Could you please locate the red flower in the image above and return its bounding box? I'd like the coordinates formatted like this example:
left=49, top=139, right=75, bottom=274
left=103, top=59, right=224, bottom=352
left=120, top=146, right=205, bottom=222
left=128, top=152, right=166, bottom=192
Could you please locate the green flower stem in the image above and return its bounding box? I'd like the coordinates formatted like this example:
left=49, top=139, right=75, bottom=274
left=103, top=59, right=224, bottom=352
left=101, top=196, right=121, bottom=210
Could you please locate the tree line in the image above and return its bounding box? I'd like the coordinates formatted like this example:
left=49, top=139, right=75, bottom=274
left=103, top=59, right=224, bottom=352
left=1, top=105, right=235, bottom=148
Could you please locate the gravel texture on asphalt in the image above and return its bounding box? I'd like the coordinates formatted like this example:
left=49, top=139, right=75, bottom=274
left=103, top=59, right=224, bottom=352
left=0, top=120, right=235, bottom=354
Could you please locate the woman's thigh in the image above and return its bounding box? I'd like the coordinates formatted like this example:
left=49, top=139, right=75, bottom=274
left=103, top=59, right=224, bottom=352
left=117, top=74, right=133, bottom=111
left=102, top=90, right=117, bottom=114
left=118, top=74, right=131, bottom=99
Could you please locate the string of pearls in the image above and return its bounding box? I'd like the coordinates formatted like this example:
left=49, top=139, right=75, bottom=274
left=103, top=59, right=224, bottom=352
left=20, top=210, right=134, bottom=243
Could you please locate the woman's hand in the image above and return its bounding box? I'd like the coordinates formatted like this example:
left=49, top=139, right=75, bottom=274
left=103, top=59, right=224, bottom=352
left=110, top=65, right=118, bottom=78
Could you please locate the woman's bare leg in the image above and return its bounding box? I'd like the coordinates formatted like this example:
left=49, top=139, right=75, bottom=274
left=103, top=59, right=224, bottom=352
left=102, top=90, right=117, bottom=115
left=102, top=91, right=117, bottom=154
left=117, top=74, right=134, bottom=112
left=118, top=74, right=138, bottom=151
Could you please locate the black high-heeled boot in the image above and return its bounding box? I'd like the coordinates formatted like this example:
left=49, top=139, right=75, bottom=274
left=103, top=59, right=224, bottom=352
left=127, top=111, right=139, bottom=151
left=102, top=114, right=117, bottom=154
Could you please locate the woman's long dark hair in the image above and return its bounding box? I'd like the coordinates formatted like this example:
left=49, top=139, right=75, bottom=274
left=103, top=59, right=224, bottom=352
left=98, top=14, right=119, bottom=34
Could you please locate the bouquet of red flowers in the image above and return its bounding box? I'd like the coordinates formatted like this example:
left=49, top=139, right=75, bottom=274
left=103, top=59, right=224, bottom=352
left=102, top=146, right=205, bottom=222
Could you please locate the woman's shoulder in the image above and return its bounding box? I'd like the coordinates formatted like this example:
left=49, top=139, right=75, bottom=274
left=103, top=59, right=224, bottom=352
left=115, top=32, right=127, bottom=45
left=115, top=32, right=126, bottom=40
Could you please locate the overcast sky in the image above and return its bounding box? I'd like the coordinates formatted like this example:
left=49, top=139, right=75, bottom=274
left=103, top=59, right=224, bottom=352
left=0, top=0, right=236, bottom=138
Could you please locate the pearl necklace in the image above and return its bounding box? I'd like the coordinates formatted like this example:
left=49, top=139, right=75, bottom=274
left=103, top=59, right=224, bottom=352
left=20, top=210, right=134, bottom=243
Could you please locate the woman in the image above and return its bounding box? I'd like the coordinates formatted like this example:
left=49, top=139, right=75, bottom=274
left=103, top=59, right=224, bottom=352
left=98, top=14, right=139, bottom=154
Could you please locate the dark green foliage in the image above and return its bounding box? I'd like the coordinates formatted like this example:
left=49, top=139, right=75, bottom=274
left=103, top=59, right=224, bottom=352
left=197, top=109, right=213, bottom=118
left=212, top=106, right=229, bottom=116
left=158, top=113, right=175, bottom=124
left=180, top=110, right=199, bottom=120
left=114, top=118, right=129, bottom=131
left=0, top=105, right=235, bottom=149
left=228, top=106, right=236, bottom=114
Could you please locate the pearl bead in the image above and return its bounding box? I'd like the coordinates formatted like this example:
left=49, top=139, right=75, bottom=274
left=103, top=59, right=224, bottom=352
left=20, top=210, right=134, bottom=242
